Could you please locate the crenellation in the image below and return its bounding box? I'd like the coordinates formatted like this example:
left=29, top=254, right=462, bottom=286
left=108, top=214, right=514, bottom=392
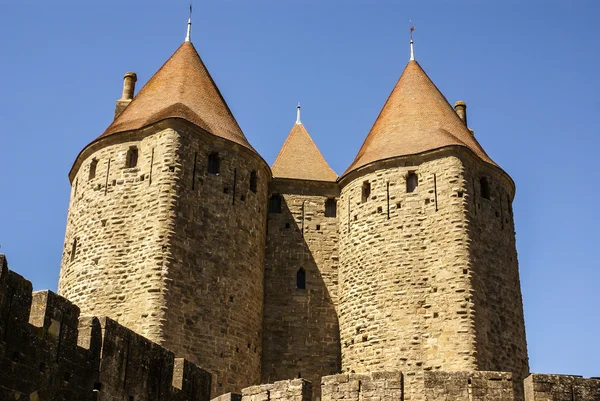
left=0, top=259, right=210, bottom=401
left=242, top=379, right=312, bottom=401
left=524, top=375, right=600, bottom=401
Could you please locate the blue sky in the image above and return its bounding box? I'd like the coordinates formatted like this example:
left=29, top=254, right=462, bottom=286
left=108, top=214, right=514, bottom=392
left=0, top=0, right=598, bottom=378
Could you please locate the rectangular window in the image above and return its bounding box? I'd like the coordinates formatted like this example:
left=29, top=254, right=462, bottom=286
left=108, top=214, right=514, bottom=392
left=362, top=181, right=371, bottom=203
left=325, top=198, right=337, bottom=217
left=269, top=194, right=282, bottom=213
left=406, top=172, right=418, bottom=193
left=207, top=152, right=220, bottom=175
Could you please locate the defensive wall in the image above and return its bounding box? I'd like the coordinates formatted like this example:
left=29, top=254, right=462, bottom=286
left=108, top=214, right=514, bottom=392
left=1, top=254, right=599, bottom=401
left=0, top=254, right=211, bottom=401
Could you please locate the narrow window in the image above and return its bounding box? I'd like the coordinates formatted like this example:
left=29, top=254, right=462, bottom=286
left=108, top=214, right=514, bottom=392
left=480, top=177, right=491, bottom=200
left=406, top=172, right=418, bottom=193
left=207, top=152, right=220, bottom=175
left=250, top=170, right=257, bottom=193
left=89, top=159, right=98, bottom=180
left=126, top=147, right=138, bottom=168
left=269, top=194, right=282, bottom=213
left=362, top=181, right=371, bottom=203
left=70, top=238, right=78, bottom=262
left=296, top=268, right=306, bottom=289
left=325, top=198, right=337, bottom=217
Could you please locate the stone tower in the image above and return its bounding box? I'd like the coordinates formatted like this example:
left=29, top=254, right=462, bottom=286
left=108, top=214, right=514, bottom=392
left=58, top=40, right=270, bottom=396
left=337, top=59, right=529, bottom=392
left=262, top=108, right=341, bottom=400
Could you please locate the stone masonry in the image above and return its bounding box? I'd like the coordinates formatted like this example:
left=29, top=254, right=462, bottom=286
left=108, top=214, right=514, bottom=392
left=0, top=255, right=211, bottom=401
left=262, top=178, right=341, bottom=401
left=59, top=121, right=270, bottom=397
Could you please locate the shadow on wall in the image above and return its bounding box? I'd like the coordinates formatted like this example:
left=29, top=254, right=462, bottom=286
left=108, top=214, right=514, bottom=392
left=262, top=192, right=341, bottom=401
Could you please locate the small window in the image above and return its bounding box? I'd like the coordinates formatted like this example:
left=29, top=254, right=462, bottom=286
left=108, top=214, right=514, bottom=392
left=362, top=181, right=371, bottom=203
left=480, top=177, right=491, bottom=200
left=296, top=268, right=306, bottom=289
left=89, top=159, right=98, bottom=180
left=207, top=152, right=220, bottom=175
left=126, top=147, right=138, bottom=168
left=269, top=194, right=282, bottom=213
left=325, top=198, right=337, bottom=217
left=70, top=238, right=78, bottom=262
left=250, top=170, right=257, bottom=193
left=406, top=172, right=418, bottom=193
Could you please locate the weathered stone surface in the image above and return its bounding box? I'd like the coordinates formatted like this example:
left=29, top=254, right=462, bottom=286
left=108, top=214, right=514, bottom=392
left=524, top=374, right=600, bottom=401
left=424, top=371, right=514, bottom=401
left=242, top=379, right=312, bottom=401
left=262, top=178, right=341, bottom=401
left=336, top=150, right=528, bottom=397
left=59, top=120, right=270, bottom=397
left=0, top=258, right=211, bottom=401
left=321, top=371, right=403, bottom=401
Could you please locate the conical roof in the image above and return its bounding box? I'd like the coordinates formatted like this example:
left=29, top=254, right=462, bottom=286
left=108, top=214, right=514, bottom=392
left=272, top=123, right=337, bottom=182
left=342, top=60, right=496, bottom=177
left=98, top=42, right=256, bottom=152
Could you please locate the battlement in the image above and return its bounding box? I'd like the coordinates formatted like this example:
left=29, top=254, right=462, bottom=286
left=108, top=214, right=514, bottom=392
left=0, top=255, right=211, bottom=401
left=242, top=379, right=312, bottom=401
left=524, top=374, right=600, bottom=401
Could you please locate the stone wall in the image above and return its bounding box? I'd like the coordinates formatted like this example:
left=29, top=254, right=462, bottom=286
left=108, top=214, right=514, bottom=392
left=524, top=374, right=600, bottom=401
left=242, top=379, right=312, bottom=401
left=162, top=122, right=270, bottom=396
left=321, top=372, right=403, bottom=401
left=337, top=149, right=529, bottom=398
left=0, top=255, right=211, bottom=401
left=59, top=124, right=181, bottom=342
left=337, top=153, right=478, bottom=374
left=262, top=178, right=341, bottom=400
left=59, top=121, right=270, bottom=397
left=424, top=371, right=514, bottom=401
left=463, top=156, right=529, bottom=391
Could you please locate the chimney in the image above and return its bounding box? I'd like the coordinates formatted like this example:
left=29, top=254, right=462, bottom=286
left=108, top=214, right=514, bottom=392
left=454, top=101, right=467, bottom=126
left=114, top=72, right=137, bottom=119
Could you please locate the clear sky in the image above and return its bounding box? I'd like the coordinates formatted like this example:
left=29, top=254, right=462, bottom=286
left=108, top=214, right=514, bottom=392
left=1, top=0, right=598, bottom=378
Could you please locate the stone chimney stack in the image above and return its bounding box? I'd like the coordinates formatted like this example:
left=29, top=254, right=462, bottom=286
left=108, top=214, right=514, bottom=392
left=454, top=101, right=467, bottom=126
left=114, top=72, right=137, bottom=119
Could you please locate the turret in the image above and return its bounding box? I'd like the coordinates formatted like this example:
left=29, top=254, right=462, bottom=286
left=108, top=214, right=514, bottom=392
left=336, top=40, right=528, bottom=398
left=58, top=33, right=270, bottom=397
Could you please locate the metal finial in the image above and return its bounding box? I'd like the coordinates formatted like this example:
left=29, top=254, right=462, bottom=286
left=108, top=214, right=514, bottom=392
left=185, top=4, right=192, bottom=42
left=409, top=23, right=415, bottom=61
left=296, top=103, right=302, bottom=125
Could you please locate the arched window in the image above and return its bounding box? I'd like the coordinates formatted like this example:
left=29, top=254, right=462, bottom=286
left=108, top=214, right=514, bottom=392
left=89, top=159, right=98, bottom=180
left=406, top=172, right=418, bottom=193
left=269, top=194, right=282, bottom=213
left=250, top=170, right=257, bottom=193
left=296, top=268, right=306, bottom=289
left=362, top=181, right=371, bottom=203
left=480, top=177, right=491, bottom=200
left=207, top=152, right=220, bottom=174
left=325, top=198, right=337, bottom=217
left=70, top=238, right=78, bottom=262
left=126, top=147, right=138, bottom=168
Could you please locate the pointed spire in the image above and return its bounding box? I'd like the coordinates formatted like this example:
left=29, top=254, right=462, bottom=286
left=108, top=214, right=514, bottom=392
left=99, top=42, right=257, bottom=154
left=409, top=23, right=415, bottom=61
left=342, top=60, right=496, bottom=178
left=272, top=122, right=337, bottom=182
left=185, top=4, right=192, bottom=42
left=296, top=103, right=302, bottom=125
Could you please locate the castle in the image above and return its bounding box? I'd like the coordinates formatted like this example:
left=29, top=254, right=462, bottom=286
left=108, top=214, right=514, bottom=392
left=1, top=21, right=599, bottom=401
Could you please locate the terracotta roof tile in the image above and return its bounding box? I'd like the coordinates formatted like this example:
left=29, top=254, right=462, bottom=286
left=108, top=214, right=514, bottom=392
left=98, top=42, right=256, bottom=153
left=342, top=60, right=496, bottom=177
left=272, top=123, right=337, bottom=182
